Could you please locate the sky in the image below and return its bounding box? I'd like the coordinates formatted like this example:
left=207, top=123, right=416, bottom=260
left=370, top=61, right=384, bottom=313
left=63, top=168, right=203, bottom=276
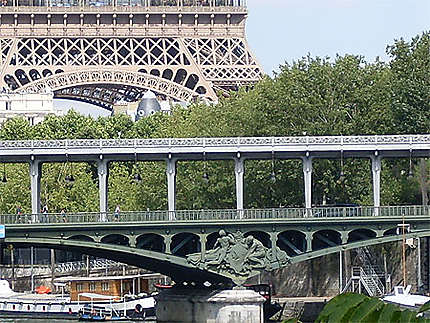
left=55, top=0, right=430, bottom=113
left=246, top=0, right=430, bottom=75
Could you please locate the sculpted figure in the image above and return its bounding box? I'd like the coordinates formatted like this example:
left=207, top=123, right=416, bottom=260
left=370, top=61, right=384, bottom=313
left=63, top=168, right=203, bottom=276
left=204, top=229, right=235, bottom=268
left=187, top=229, right=234, bottom=269
left=244, top=236, right=267, bottom=270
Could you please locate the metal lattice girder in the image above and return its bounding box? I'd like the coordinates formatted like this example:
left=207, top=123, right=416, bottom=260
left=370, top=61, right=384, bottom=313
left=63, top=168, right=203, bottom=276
left=0, top=4, right=263, bottom=107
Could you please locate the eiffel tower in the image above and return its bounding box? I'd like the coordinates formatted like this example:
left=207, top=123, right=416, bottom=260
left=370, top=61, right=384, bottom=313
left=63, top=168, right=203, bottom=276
left=0, top=0, right=262, bottom=109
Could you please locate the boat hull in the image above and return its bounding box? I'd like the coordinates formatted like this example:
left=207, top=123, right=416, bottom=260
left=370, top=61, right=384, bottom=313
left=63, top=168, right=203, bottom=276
left=0, top=296, right=155, bottom=319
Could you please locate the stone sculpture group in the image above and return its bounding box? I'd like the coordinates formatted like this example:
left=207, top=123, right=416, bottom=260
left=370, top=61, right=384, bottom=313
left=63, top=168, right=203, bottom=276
left=187, top=230, right=289, bottom=283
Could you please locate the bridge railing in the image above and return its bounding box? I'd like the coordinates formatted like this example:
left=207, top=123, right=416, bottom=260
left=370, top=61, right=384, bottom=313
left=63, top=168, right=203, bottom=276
left=1, top=205, right=430, bottom=224
left=2, top=134, right=430, bottom=152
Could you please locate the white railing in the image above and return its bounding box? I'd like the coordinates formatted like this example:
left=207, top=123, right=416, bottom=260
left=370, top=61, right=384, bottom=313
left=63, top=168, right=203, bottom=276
left=0, top=134, right=429, bottom=151
left=56, top=258, right=122, bottom=273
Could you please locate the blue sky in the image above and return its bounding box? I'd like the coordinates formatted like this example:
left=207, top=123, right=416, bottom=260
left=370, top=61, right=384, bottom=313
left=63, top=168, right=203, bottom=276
left=56, top=0, right=430, bottom=113
left=246, top=0, right=430, bottom=75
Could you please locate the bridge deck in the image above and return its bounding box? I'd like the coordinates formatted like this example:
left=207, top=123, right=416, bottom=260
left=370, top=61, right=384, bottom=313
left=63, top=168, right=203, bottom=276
left=2, top=205, right=429, bottom=225
left=1, top=135, right=430, bottom=162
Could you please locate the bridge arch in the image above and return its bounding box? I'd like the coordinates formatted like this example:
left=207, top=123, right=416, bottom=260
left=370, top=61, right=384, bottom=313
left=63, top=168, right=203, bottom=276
left=171, top=232, right=200, bottom=257
left=12, top=69, right=208, bottom=105
left=384, top=227, right=398, bottom=236
left=67, top=235, right=94, bottom=242
left=100, top=234, right=130, bottom=246
left=347, top=229, right=377, bottom=243
left=277, top=230, right=307, bottom=257
left=5, top=237, right=229, bottom=284
left=136, top=233, right=165, bottom=252
left=312, top=230, right=341, bottom=251
left=5, top=229, right=430, bottom=284
left=206, top=231, right=221, bottom=250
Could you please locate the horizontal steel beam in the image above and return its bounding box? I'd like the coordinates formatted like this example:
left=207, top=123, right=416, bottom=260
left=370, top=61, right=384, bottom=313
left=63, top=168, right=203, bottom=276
left=0, top=135, right=430, bottom=162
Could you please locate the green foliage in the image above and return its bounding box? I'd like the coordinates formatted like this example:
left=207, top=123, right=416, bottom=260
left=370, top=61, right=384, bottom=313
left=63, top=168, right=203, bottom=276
left=387, top=33, right=430, bottom=134
left=0, top=117, right=33, bottom=140
left=315, top=293, right=430, bottom=323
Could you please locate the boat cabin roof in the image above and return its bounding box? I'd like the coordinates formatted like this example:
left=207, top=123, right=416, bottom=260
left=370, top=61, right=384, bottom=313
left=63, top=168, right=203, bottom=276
left=78, top=292, right=118, bottom=300
left=55, top=273, right=162, bottom=283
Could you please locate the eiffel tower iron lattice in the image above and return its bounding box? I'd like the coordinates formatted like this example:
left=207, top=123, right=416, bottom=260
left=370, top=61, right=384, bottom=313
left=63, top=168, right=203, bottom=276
left=0, top=1, right=263, bottom=109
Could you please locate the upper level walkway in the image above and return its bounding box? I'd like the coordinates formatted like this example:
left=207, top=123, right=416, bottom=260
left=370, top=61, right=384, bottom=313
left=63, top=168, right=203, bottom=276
left=2, top=205, right=429, bottom=224
left=1, top=134, right=429, bottom=161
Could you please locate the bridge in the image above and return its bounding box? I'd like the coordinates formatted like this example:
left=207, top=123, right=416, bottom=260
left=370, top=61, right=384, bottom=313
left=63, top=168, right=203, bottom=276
left=2, top=205, right=429, bottom=285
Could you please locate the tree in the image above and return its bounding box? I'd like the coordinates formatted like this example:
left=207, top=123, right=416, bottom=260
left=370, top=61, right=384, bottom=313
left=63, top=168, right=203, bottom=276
left=387, top=32, right=430, bottom=134
left=314, top=292, right=430, bottom=323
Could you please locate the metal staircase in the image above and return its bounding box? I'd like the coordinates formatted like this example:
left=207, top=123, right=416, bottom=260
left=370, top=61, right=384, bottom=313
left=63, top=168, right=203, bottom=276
left=342, top=266, right=385, bottom=296
left=342, top=247, right=387, bottom=296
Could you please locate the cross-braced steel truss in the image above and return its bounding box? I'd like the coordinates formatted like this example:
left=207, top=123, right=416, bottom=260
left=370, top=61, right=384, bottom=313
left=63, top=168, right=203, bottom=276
left=0, top=5, right=263, bottom=109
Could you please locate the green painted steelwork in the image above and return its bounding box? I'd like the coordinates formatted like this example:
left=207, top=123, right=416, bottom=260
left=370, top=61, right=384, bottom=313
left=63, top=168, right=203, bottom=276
left=2, top=205, right=430, bottom=285
left=2, top=205, right=430, bottom=224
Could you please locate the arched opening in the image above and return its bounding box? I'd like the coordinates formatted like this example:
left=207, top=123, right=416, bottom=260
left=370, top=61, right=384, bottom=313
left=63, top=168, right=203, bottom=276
left=206, top=231, right=220, bottom=250
left=55, top=69, right=64, bottom=74
left=4, top=75, right=19, bottom=90
left=171, top=232, right=200, bottom=257
left=150, top=69, right=160, bottom=77
left=312, top=230, right=341, bottom=251
left=196, top=86, right=207, bottom=95
left=173, top=69, right=187, bottom=85
left=244, top=231, right=271, bottom=248
left=101, top=234, right=129, bottom=246
left=29, top=69, right=41, bottom=81
left=67, top=235, right=94, bottom=242
left=138, top=69, right=147, bottom=74
left=277, top=230, right=306, bottom=256
left=348, top=229, right=377, bottom=243
left=136, top=233, right=165, bottom=252
left=42, top=69, right=53, bottom=77
left=384, top=228, right=398, bottom=236
left=185, top=74, right=199, bottom=90
left=162, top=69, right=173, bottom=80
left=14, top=69, right=30, bottom=86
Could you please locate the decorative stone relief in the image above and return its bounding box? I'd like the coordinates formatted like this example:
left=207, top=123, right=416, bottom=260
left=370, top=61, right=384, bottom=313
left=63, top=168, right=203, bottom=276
left=187, top=230, right=289, bottom=285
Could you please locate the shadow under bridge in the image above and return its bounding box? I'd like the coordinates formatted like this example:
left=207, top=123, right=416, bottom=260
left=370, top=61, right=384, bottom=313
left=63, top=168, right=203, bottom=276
left=4, top=236, right=232, bottom=286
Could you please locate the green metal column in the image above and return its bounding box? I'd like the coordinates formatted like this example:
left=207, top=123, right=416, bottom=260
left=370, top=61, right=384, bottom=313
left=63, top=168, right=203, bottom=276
left=129, top=235, right=137, bottom=248
left=200, top=234, right=207, bottom=262
left=305, top=232, right=313, bottom=252
left=270, top=232, right=277, bottom=261
left=165, top=235, right=172, bottom=254
left=341, top=232, right=348, bottom=245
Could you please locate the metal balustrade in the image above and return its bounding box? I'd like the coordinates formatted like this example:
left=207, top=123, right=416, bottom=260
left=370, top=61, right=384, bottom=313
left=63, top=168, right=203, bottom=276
left=0, top=134, right=430, bottom=150
left=2, top=205, right=430, bottom=224
left=56, top=258, right=122, bottom=273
